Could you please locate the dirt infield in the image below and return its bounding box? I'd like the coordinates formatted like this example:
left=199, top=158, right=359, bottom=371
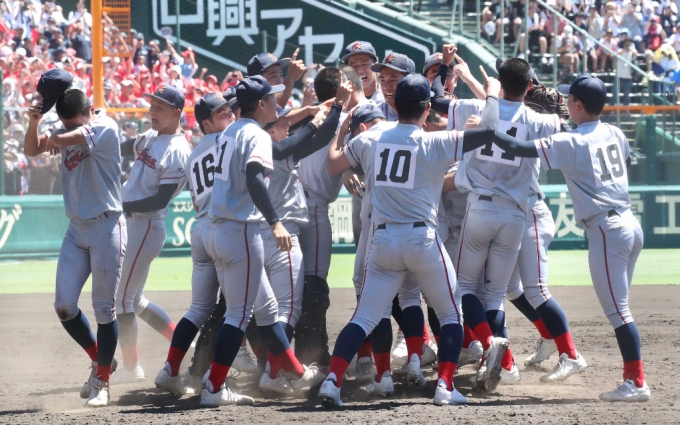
left=0, top=286, right=678, bottom=424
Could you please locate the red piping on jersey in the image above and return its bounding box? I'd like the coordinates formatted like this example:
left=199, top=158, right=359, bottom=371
left=539, top=139, right=552, bottom=169
left=456, top=203, right=472, bottom=277
left=115, top=218, right=123, bottom=315
left=346, top=143, right=360, bottom=165
left=250, top=156, right=273, bottom=167
left=314, top=204, right=319, bottom=276
left=352, top=223, right=376, bottom=321
left=286, top=250, right=294, bottom=324
left=553, top=116, right=558, bottom=134
left=454, top=132, right=459, bottom=162
left=121, top=219, right=152, bottom=314
left=451, top=101, right=458, bottom=129
left=435, top=234, right=461, bottom=323
left=238, top=224, right=251, bottom=329
left=599, top=225, right=626, bottom=324
left=84, top=126, right=96, bottom=147
left=533, top=210, right=549, bottom=300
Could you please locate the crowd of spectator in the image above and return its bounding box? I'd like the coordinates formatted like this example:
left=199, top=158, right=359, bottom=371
left=481, top=0, right=680, bottom=98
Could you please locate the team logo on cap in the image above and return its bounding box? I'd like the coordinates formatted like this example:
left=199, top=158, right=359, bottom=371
left=434, top=53, right=443, bottom=60
left=351, top=42, right=363, bottom=51
left=384, top=54, right=395, bottom=64
left=214, top=92, right=224, bottom=102
left=268, top=53, right=277, bottom=62
left=156, top=85, right=167, bottom=94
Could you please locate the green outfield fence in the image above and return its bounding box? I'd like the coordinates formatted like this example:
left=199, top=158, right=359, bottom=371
left=1, top=186, right=680, bottom=260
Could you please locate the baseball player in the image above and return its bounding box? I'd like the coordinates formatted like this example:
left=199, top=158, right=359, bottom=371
left=371, top=52, right=416, bottom=121
left=490, top=74, right=650, bottom=402
left=318, top=71, right=508, bottom=407
left=113, top=84, right=191, bottom=383
left=153, top=92, right=235, bottom=395
left=200, top=76, right=324, bottom=407
left=24, top=70, right=126, bottom=407
left=433, top=49, right=586, bottom=389
left=342, top=41, right=384, bottom=103
left=247, top=50, right=306, bottom=108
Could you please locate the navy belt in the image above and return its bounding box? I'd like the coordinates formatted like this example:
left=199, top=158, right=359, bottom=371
left=479, top=195, right=492, bottom=202
left=376, top=222, right=426, bottom=230
left=608, top=209, right=620, bottom=217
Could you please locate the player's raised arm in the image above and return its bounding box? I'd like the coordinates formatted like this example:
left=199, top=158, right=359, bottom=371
left=430, top=44, right=456, bottom=114
left=459, top=66, right=503, bottom=153
left=24, top=97, right=51, bottom=157
left=452, top=54, right=487, bottom=100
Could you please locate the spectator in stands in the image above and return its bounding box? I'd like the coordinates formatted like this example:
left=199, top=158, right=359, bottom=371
left=660, top=3, right=677, bottom=35
left=621, top=3, right=644, bottom=50
left=67, top=0, right=92, bottom=31
left=517, top=3, right=548, bottom=61
left=556, top=25, right=582, bottom=74
left=611, top=38, right=638, bottom=106
left=668, top=21, right=680, bottom=54
left=220, top=69, right=243, bottom=91
left=597, top=27, right=618, bottom=71
left=69, top=20, right=91, bottom=62
left=643, top=17, right=666, bottom=71
left=602, top=2, right=622, bottom=34
left=588, top=6, right=605, bottom=40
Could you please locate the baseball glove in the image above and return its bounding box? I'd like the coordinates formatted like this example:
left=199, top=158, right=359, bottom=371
left=524, top=83, right=569, bottom=120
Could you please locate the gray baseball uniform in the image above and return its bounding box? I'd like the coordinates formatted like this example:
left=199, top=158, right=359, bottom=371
left=344, top=122, right=466, bottom=334
left=533, top=120, right=640, bottom=328
left=116, top=129, right=190, bottom=315
left=451, top=98, right=559, bottom=311
left=54, top=111, right=127, bottom=325
left=209, top=118, right=279, bottom=331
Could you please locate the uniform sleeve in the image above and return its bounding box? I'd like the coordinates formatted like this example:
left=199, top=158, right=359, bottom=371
left=530, top=111, right=561, bottom=138
left=343, top=134, right=364, bottom=169
left=533, top=135, right=576, bottom=171
left=78, top=117, right=119, bottom=152
left=432, top=130, right=464, bottom=164
left=246, top=132, right=274, bottom=174
left=160, top=145, right=190, bottom=185
left=448, top=99, right=485, bottom=131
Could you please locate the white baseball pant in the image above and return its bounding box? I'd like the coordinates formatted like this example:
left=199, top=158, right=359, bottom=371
left=505, top=197, right=555, bottom=307
left=210, top=219, right=276, bottom=331
left=55, top=214, right=127, bottom=324
left=583, top=209, right=643, bottom=329
left=456, top=194, right=526, bottom=311
left=258, top=222, right=304, bottom=327
left=351, top=223, right=462, bottom=335
left=299, top=195, right=332, bottom=279
left=183, top=216, right=220, bottom=327
left=115, top=217, right=165, bottom=315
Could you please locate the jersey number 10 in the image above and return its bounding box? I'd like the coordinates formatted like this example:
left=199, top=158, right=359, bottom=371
left=374, top=144, right=418, bottom=189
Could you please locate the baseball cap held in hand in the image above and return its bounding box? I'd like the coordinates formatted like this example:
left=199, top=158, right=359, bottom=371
left=37, top=69, right=73, bottom=114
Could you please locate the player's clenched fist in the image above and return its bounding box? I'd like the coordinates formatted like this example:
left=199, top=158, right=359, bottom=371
left=441, top=43, right=457, bottom=66
left=271, top=221, right=293, bottom=251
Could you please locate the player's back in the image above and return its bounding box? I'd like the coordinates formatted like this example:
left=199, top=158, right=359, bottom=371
left=187, top=133, right=220, bottom=219
left=265, top=154, right=308, bottom=227
left=454, top=99, right=558, bottom=211
left=543, top=121, right=631, bottom=222
left=369, top=123, right=461, bottom=227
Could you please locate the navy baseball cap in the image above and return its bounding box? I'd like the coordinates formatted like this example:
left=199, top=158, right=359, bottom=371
left=342, top=41, right=378, bottom=63
left=195, top=92, right=229, bottom=124
left=143, top=84, right=185, bottom=110
left=223, top=86, right=240, bottom=111
left=496, top=57, right=539, bottom=85
left=423, top=52, right=451, bottom=74
left=236, top=75, right=285, bottom=107
left=395, top=74, right=434, bottom=102
left=264, top=106, right=293, bottom=130
left=247, top=52, right=291, bottom=77
left=37, top=68, right=73, bottom=113
left=371, top=52, right=416, bottom=74
left=558, top=74, right=607, bottom=112
left=349, top=103, right=385, bottom=133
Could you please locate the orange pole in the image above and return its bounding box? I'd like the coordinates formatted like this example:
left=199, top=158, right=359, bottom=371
left=92, top=0, right=103, bottom=109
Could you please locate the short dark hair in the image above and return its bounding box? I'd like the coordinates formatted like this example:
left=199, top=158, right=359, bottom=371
left=338, top=64, right=363, bottom=93
left=55, top=89, right=90, bottom=119
left=394, top=98, right=429, bottom=122
left=498, top=58, right=532, bottom=97
left=426, top=109, right=444, bottom=123
left=314, top=67, right=341, bottom=102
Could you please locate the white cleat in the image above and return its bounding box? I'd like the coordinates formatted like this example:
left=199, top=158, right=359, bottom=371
left=458, top=341, right=483, bottom=368
left=288, top=365, right=326, bottom=397
left=111, top=363, right=145, bottom=384
left=405, top=354, right=426, bottom=387
left=525, top=338, right=558, bottom=366
left=318, top=377, right=343, bottom=407
left=599, top=380, right=650, bottom=402
left=366, top=371, right=394, bottom=396
left=199, top=380, right=254, bottom=407
left=81, top=359, right=118, bottom=398
left=475, top=337, right=509, bottom=392
left=155, top=363, right=192, bottom=396
left=422, top=340, right=438, bottom=367
left=355, top=357, right=376, bottom=385
left=85, top=379, right=110, bottom=408
left=540, top=352, right=587, bottom=382
left=433, top=379, right=467, bottom=405
left=259, top=372, right=294, bottom=397
left=232, top=345, right=261, bottom=375
left=184, top=367, right=204, bottom=393
left=391, top=331, right=407, bottom=362
left=500, top=364, right=521, bottom=384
